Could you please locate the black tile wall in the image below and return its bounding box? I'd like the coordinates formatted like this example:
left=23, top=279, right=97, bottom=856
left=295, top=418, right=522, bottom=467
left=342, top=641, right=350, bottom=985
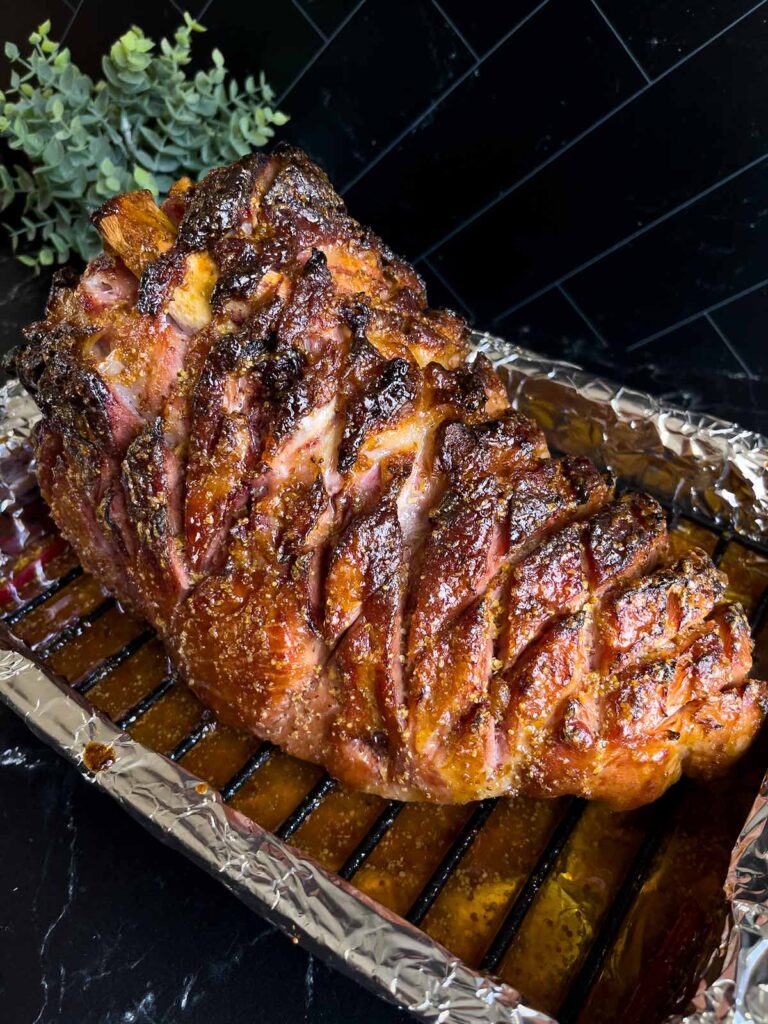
left=430, top=3, right=768, bottom=323
left=497, top=289, right=768, bottom=433
left=626, top=315, right=748, bottom=379
left=494, top=287, right=613, bottom=371
left=418, top=257, right=476, bottom=321
left=344, top=0, right=643, bottom=256
left=0, top=251, right=53, bottom=344
left=710, top=284, right=768, bottom=375
left=201, top=0, right=322, bottom=93
left=299, top=0, right=362, bottom=36
left=625, top=359, right=765, bottom=435
left=434, top=0, right=546, bottom=54
left=566, top=159, right=768, bottom=347
left=279, top=0, right=473, bottom=186
left=597, top=0, right=762, bottom=77
left=1, top=0, right=766, bottom=442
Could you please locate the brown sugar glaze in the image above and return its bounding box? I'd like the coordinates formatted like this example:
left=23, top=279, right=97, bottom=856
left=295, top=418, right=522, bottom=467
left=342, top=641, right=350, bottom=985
left=2, top=515, right=767, bottom=1024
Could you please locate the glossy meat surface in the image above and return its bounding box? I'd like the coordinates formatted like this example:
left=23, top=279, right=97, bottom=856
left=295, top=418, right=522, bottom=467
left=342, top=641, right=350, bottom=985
left=12, top=145, right=766, bottom=807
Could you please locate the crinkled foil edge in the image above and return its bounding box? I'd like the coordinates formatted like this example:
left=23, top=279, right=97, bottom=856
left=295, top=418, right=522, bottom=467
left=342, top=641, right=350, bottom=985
left=0, top=333, right=767, bottom=1023
left=472, top=333, right=768, bottom=546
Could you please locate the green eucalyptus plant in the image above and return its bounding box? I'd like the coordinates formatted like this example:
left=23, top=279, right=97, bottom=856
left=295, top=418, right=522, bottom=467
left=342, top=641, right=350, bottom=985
left=0, top=14, right=288, bottom=270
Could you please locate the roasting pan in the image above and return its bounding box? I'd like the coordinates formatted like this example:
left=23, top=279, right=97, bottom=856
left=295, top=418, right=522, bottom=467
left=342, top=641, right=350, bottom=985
left=1, top=334, right=768, bottom=1024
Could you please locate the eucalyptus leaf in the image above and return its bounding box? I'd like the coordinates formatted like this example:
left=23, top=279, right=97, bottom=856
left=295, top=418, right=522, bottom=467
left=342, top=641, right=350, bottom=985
left=0, top=15, right=288, bottom=270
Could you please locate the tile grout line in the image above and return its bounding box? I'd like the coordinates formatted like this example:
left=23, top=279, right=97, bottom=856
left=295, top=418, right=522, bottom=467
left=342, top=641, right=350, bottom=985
left=654, top=0, right=768, bottom=81
left=589, top=0, right=651, bottom=84
left=430, top=0, right=479, bottom=61
left=416, top=88, right=651, bottom=261
left=487, top=148, right=768, bottom=325
left=557, top=284, right=610, bottom=346
left=626, top=275, right=768, bottom=352
left=59, top=0, right=84, bottom=44
left=339, top=0, right=553, bottom=194
left=415, top=0, right=768, bottom=263
left=704, top=312, right=757, bottom=378
left=277, top=0, right=368, bottom=105
left=290, top=0, right=328, bottom=42
left=419, top=255, right=477, bottom=321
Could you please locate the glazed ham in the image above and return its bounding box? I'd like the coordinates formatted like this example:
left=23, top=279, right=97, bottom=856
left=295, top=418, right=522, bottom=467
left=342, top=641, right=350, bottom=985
left=10, top=145, right=766, bottom=808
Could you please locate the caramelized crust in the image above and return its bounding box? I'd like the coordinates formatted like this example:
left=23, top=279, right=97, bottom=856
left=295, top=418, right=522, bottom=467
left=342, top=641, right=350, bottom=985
left=12, top=144, right=766, bottom=809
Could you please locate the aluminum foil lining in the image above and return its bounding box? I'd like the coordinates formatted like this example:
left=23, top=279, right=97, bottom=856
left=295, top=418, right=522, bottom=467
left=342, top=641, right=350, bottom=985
left=0, top=335, right=767, bottom=1024
left=473, top=334, right=768, bottom=546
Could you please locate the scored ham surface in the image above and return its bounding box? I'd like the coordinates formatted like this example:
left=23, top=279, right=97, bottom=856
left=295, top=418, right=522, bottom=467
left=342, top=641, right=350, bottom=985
left=10, top=144, right=766, bottom=808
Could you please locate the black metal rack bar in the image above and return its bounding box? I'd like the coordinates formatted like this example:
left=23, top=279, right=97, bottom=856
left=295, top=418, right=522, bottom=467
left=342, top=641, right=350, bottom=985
left=751, top=584, right=768, bottom=637
left=480, top=798, right=586, bottom=974
left=114, top=674, right=176, bottom=730
left=337, top=801, right=405, bottom=881
left=73, top=628, right=155, bottom=695
left=221, top=743, right=275, bottom=802
left=167, top=716, right=215, bottom=762
left=675, top=508, right=768, bottom=559
left=407, top=799, right=498, bottom=926
left=557, top=787, right=683, bottom=1024
left=2, top=565, right=83, bottom=626
left=666, top=507, right=681, bottom=533
left=276, top=776, right=338, bottom=841
left=711, top=531, right=732, bottom=567
left=33, top=597, right=116, bottom=659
